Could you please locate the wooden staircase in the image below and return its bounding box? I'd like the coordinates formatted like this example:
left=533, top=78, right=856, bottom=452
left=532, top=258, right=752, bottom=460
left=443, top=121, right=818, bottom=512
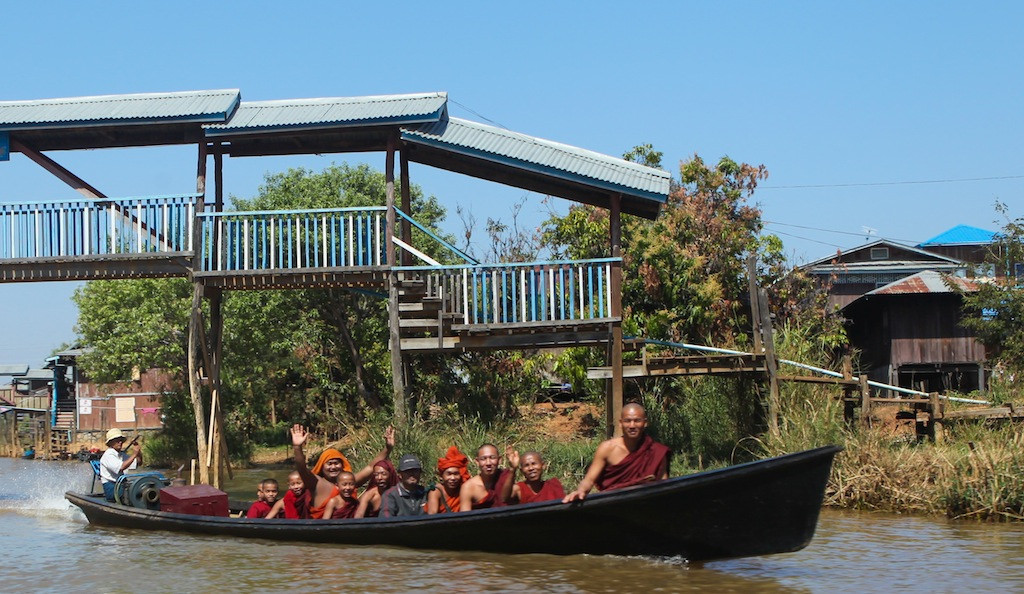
left=397, top=276, right=460, bottom=349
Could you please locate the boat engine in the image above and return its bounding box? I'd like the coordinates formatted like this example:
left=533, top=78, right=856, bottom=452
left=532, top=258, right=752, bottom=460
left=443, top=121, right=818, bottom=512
left=113, top=472, right=170, bottom=510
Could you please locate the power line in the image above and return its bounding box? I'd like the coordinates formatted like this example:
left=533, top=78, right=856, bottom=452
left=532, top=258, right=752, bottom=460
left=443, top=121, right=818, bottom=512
left=762, top=174, right=1024, bottom=190
left=764, top=220, right=922, bottom=244
left=448, top=99, right=509, bottom=130
left=766, top=228, right=845, bottom=249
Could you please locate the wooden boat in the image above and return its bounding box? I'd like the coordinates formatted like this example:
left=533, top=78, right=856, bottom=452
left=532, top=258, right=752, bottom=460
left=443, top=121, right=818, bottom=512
left=66, top=445, right=839, bottom=561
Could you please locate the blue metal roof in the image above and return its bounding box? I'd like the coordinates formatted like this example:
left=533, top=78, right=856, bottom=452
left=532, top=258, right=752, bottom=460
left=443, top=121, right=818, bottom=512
left=0, top=89, right=240, bottom=130
left=401, top=117, right=671, bottom=204
left=206, top=92, right=446, bottom=136
left=918, top=225, right=997, bottom=246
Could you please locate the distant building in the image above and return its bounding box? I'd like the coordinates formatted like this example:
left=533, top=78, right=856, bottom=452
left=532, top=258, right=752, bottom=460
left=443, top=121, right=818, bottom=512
left=916, top=224, right=998, bottom=266
left=842, top=271, right=986, bottom=393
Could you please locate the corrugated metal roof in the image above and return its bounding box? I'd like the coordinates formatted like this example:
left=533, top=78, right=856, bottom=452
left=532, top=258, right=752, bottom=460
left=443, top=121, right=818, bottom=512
left=401, top=117, right=671, bottom=201
left=803, top=239, right=963, bottom=268
left=867, top=271, right=978, bottom=296
left=0, top=89, right=240, bottom=130
left=0, top=364, right=29, bottom=376
left=20, top=369, right=53, bottom=381
left=918, top=225, right=997, bottom=246
left=206, top=92, right=447, bottom=135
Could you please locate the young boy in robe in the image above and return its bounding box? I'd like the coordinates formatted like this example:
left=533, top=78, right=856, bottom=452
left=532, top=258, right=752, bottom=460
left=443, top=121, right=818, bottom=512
left=267, top=471, right=310, bottom=519
left=459, top=443, right=512, bottom=511
left=427, top=446, right=470, bottom=513
left=502, top=450, right=565, bottom=504
left=322, top=471, right=360, bottom=519
left=246, top=478, right=280, bottom=518
left=380, top=454, right=427, bottom=517
left=354, top=459, right=398, bottom=518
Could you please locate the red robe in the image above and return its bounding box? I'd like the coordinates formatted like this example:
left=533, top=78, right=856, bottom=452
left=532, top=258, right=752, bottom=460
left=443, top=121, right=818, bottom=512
left=516, top=478, right=565, bottom=504
left=246, top=500, right=272, bottom=518
left=283, top=488, right=311, bottom=519
left=330, top=496, right=359, bottom=519
left=472, top=469, right=511, bottom=509
left=596, top=434, right=671, bottom=491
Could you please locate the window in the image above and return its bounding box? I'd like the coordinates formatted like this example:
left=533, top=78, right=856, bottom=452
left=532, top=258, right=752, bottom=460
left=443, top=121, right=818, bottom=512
left=870, top=247, right=889, bottom=260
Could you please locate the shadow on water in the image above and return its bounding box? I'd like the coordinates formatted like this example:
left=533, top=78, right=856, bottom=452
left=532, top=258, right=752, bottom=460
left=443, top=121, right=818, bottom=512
left=4, top=459, right=1024, bottom=592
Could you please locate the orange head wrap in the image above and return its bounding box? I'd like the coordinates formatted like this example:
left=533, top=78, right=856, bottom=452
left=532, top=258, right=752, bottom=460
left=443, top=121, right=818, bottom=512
left=437, top=446, right=471, bottom=483
left=311, top=448, right=352, bottom=477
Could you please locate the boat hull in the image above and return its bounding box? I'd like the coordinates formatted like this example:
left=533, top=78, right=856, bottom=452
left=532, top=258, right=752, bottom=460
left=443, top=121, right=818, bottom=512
left=66, top=445, right=839, bottom=560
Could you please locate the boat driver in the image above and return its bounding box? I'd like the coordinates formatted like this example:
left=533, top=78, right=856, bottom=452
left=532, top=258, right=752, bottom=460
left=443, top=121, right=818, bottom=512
left=99, top=428, right=143, bottom=502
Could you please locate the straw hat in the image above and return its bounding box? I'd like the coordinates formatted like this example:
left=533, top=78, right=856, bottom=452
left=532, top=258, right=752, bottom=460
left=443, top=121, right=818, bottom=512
left=105, top=428, right=126, bottom=445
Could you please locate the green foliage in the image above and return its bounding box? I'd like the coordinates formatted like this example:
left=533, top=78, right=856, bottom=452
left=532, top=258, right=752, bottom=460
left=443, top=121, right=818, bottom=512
left=959, top=202, right=1024, bottom=382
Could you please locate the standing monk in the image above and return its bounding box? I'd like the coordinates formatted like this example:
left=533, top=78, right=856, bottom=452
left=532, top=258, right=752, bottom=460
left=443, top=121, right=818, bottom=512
left=459, top=444, right=512, bottom=511
left=290, top=424, right=394, bottom=519
left=562, top=403, right=671, bottom=503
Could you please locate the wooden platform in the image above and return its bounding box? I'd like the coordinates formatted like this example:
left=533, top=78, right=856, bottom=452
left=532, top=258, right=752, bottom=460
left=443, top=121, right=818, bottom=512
left=0, top=253, right=193, bottom=283
left=587, top=353, right=766, bottom=379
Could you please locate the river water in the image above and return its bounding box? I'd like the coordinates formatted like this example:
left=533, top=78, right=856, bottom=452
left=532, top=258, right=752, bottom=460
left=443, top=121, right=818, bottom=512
left=2, top=458, right=1023, bottom=593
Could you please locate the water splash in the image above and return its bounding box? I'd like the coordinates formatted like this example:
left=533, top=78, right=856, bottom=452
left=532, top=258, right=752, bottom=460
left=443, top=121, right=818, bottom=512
left=0, top=457, right=94, bottom=512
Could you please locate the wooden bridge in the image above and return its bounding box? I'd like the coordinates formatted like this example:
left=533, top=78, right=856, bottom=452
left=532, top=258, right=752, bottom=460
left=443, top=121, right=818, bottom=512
left=0, top=88, right=671, bottom=485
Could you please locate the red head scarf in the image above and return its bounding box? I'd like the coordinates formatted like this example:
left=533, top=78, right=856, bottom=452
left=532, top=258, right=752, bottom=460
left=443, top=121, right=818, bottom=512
left=311, top=448, right=352, bottom=477
left=372, top=459, right=399, bottom=490
left=437, top=446, right=471, bottom=483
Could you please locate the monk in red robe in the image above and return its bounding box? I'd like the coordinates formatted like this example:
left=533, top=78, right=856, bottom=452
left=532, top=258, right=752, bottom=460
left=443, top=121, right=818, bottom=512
left=354, top=459, right=398, bottom=518
left=266, top=471, right=310, bottom=519
left=563, top=403, right=671, bottom=503
left=322, top=471, right=359, bottom=519
left=427, top=446, right=470, bottom=513
left=290, top=424, right=394, bottom=519
left=502, top=449, right=565, bottom=504
left=459, top=444, right=511, bottom=511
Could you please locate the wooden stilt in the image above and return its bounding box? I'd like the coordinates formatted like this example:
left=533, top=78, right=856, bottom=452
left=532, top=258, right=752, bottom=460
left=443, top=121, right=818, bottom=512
left=187, top=283, right=210, bottom=485
left=757, top=287, right=781, bottom=439
left=859, top=375, right=872, bottom=428
left=400, top=147, right=412, bottom=266
left=385, top=133, right=407, bottom=425
left=607, top=194, right=623, bottom=438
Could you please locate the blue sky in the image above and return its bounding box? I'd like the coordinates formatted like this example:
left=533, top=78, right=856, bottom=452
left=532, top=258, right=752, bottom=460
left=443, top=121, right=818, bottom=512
left=2, top=1, right=1022, bottom=367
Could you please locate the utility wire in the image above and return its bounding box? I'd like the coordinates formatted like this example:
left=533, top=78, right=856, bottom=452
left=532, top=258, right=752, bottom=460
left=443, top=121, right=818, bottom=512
left=765, top=228, right=845, bottom=249
left=762, top=174, right=1024, bottom=190
left=449, top=99, right=509, bottom=130
left=764, top=220, right=922, bottom=244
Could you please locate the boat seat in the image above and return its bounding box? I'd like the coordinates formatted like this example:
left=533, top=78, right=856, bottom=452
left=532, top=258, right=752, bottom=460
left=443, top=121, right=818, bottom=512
left=89, top=460, right=101, bottom=494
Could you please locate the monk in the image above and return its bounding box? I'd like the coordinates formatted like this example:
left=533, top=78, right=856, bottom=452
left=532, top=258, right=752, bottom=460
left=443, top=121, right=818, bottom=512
left=427, top=446, right=470, bottom=513
left=322, top=471, right=359, bottom=519
left=459, top=443, right=512, bottom=511
left=353, top=459, right=398, bottom=518
left=563, top=403, right=671, bottom=503
left=290, top=423, right=394, bottom=519
left=502, top=449, right=565, bottom=504
left=266, top=471, right=309, bottom=519
left=246, top=478, right=279, bottom=518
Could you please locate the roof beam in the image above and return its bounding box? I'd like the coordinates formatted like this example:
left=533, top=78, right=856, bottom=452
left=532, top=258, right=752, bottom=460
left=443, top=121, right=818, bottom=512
left=11, top=137, right=105, bottom=199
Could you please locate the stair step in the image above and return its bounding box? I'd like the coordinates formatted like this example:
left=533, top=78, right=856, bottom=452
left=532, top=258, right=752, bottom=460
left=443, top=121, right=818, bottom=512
left=399, top=318, right=441, bottom=328
left=398, top=301, right=442, bottom=313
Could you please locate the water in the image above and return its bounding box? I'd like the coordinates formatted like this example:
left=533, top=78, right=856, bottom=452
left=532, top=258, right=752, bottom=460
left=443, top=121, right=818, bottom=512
left=3, top=458, right=1024, bottom=592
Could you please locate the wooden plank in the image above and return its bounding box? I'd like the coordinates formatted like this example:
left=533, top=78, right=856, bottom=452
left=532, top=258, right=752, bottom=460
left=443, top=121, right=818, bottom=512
left=942, top=407, right=1024, bottom=420
left=401, top=330, right=612, bottom=352
left=757, top=286, right=780, bottom=439
left=777, top=374, right=860, bottom=386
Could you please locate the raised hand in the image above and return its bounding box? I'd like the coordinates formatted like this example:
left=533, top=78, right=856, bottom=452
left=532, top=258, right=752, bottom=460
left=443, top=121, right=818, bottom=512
left=384, top=425, right=396, bottom=450
left=505, top=445, right=520, bottom=470
left=291, top=424, right=308, bottom=447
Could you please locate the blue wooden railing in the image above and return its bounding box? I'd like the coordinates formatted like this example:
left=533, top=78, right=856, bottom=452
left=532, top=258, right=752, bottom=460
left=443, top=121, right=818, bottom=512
left=0, top=194, right=196, bottom=259
left=397, top=258, right=620, bottom=325
left=197, top=206, right=387, bottom=272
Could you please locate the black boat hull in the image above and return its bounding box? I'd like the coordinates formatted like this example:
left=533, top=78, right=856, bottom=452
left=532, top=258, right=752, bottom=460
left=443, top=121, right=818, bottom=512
left=66, top=445, right=839, bottom=560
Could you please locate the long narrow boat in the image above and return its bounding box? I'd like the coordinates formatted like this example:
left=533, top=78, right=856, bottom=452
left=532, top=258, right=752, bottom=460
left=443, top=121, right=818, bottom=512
left=66, top=445, right=839, bottom=561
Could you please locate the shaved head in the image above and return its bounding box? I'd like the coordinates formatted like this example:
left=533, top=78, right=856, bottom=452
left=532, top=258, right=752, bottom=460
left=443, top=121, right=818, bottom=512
left=621, top=402, right=647, bottom=419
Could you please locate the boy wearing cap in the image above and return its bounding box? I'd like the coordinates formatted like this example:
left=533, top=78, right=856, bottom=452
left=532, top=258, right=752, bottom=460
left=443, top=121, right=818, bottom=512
left=379, top=454, right=427, bottom=517
left=99, top=428, right=143, bottom=502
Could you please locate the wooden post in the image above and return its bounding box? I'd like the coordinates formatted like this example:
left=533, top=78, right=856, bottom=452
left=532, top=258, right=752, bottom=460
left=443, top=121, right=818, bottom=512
left=842, top=355, right=855, bottom=423
left=400, top=146, right=412, bottom=266
left=757, top=287, right=780, bottom=439
left=206, top=287, right=224, bottom=489
left=859, top=375, right=872, bottom=428
left=745, top=255, right=762, bottom=354
left=385, top=133, right=407, bottom=425
left=929, top=392, right=944, bottom=443
left=607, top=194, right=624, bottom=438
left=187, top=140, right=210, bottom=484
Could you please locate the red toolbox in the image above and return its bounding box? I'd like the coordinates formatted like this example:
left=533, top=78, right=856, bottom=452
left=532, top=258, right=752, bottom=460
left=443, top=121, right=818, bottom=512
left=159, top=484, right=229, bottom=517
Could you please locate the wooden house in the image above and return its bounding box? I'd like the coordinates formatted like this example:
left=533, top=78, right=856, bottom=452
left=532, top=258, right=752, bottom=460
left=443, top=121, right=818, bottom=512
left=842, top=271, right=986, bottom=393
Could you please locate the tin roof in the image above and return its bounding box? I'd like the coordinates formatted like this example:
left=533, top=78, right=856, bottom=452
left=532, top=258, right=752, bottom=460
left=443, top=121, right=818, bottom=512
left=206, top=92, right=447, bottom=136
left=0, top=89, right=239, bottom=130
left=918, top=225, right=997, bottom=246
left=0, top=364, right=29, bottom=376
left=401, top=117, right=670, bottom=218
left=866, top=270, right=978, bottom=296
left=803, top=239, right=962, bottom=269
left=20, top=369, right=53, bottom=381
left=0, top=89, right=239, bottom=151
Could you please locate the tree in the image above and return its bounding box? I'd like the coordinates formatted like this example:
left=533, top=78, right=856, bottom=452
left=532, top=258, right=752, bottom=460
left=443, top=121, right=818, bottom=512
left=959, top=203, right=1024, bottom=381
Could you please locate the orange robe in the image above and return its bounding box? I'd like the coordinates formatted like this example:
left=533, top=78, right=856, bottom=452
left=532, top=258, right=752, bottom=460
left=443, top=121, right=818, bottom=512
left=310, top=486, right=340, bottom=519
